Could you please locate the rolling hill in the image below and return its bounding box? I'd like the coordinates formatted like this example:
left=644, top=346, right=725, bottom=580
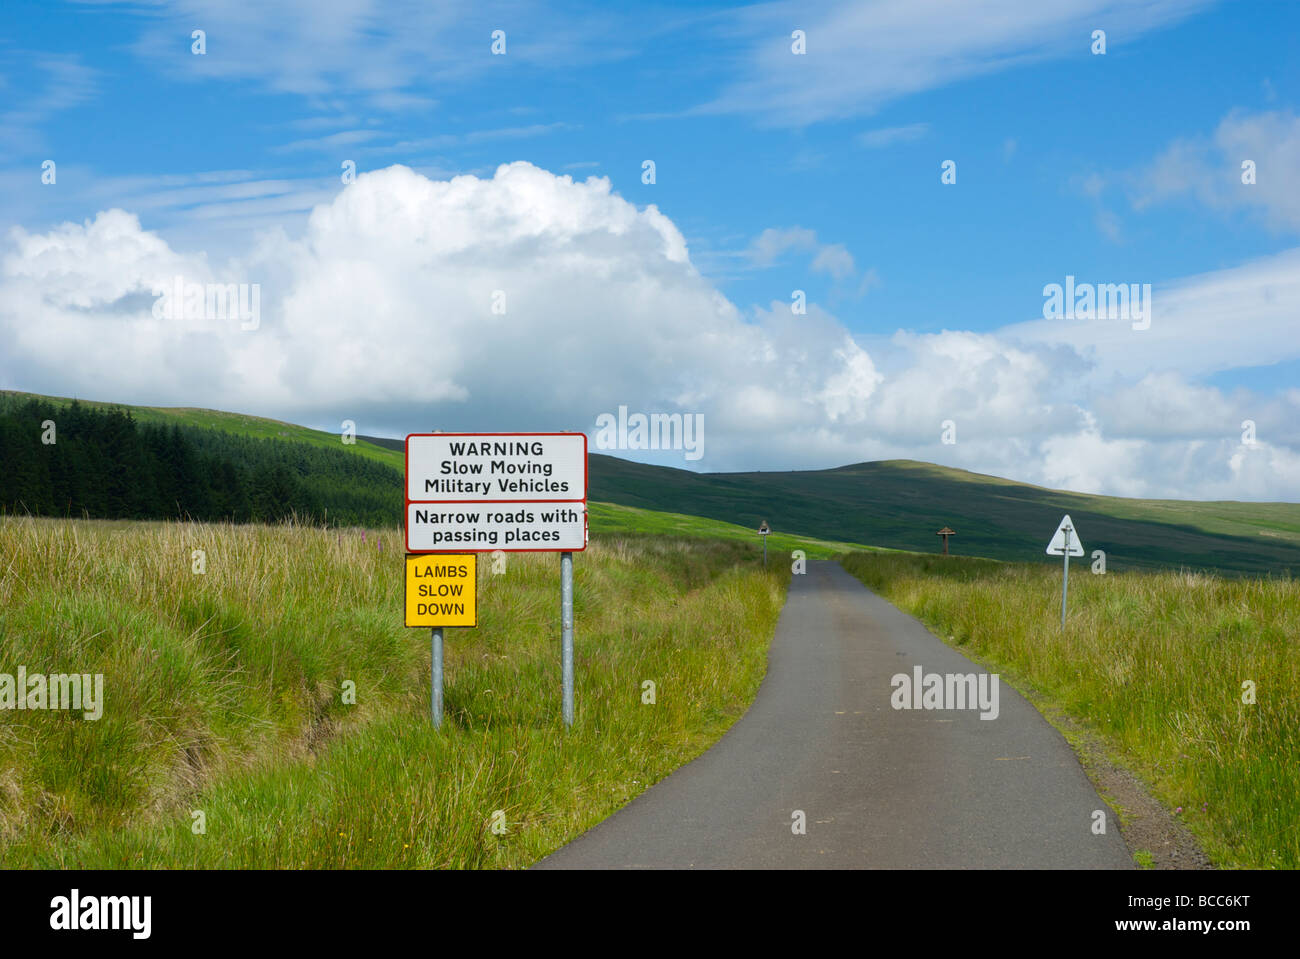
left=4, top=389, right=1298, bottom=575
left=588, top=455, right=1300, bottom=575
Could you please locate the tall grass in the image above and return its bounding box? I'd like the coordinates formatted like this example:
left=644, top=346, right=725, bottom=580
left=840, top=552, right=1300, bottom=868
left=0, top=516, right=788, bottom=868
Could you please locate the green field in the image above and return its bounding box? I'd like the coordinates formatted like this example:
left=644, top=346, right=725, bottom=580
left=839, top=551, right=1300, bottom=869
left=0, top=515, right=790, bottom=867
left=588, top=501, right=882, bottom=559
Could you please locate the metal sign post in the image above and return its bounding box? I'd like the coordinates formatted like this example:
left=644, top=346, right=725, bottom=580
left=1060, top=529, right=1070, bottom=629
left=405, top=554, right=477, bottom=727
left=1045, top=514, right=1084, bottom=629
left=561, top=551, right=574, bottom=727
left=431, top=627, right=444, bottom=728
left=758, top=520, right=771, bottom=566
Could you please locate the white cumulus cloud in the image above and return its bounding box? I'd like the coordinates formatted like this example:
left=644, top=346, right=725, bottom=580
left=1, top=161, right=1297, bottom=502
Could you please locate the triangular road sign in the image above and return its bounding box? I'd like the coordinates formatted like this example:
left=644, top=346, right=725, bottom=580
left=1046, top=514, right=1085, bottom=556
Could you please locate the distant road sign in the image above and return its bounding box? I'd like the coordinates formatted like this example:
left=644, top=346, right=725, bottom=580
left=936, top=526, right=955, bottom=555
left=405, top=432, right=586, bottom=503
left=1046, top=514, right=1085, bottom=556
left=405, top=554, right=477, bottom=627
left=406, top=501, right=587, bottom=553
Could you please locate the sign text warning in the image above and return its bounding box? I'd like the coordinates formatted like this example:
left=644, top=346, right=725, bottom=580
left=406, top=433, right=586, bottom=502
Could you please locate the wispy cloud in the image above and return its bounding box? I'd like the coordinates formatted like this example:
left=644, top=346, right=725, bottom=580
left=747, top=226, right=819, bottom=266
left=696, top=0, right=1213, bottom=126
left=0, top=165, right=339, bottom=253
left=122, top=0, right=633, bottom=104
left=273, top=129, right=388, bottom=154
left=383, top=122, right=578, bottom=154
left=1133, top=109, right=1300, bottom=232
left=742, top=226, right=873, bottom=296
left=856, top=122, right=929, bottom=149
left=0, top=54, right=98, bottom=154
left=1094, top=209, right=1124, bottom=243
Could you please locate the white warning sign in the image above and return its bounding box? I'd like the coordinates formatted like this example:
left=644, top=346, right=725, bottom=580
left=405, top=433, right=586, bottom=503
left=1045, top=514, right=1085, bottom=556
left=406, top=502, right=587, bottom=553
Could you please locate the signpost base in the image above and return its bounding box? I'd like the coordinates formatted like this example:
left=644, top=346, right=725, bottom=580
left=561, top=552, right=574, bottom=727
left=1060, top=553, right=1069, bottom=629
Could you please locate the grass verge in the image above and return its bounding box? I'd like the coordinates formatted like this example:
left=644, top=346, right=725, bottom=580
left=0, top=516, right=789, bottom=868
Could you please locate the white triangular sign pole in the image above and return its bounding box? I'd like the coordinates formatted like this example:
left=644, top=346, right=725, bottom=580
left=1046, top=515, right=1084, bottom=627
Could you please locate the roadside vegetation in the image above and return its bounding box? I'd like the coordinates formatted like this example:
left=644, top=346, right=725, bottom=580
left=0, top=516, right=788, bottom=868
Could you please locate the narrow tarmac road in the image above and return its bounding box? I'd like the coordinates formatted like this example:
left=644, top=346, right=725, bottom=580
left=537, top=560, right=1133, bottom=869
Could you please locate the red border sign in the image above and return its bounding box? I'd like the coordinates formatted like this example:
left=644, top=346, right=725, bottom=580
left=404, top=432, right=588, bottom=553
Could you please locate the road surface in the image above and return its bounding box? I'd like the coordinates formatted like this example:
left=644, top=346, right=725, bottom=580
left=537, top=560, right=1132, bottom=869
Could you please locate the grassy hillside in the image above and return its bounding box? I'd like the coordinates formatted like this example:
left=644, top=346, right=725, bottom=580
left=6, top=390, right=1298, bottom=574
left=0, top=390, right=404, bottom=472
left=589, top=456, right=1300, bottom=576
left=0, top=516, right=789, bottom=868
left=840, top=552, right=1300, bottom=869
left=0, top=394, right=400, bottom=527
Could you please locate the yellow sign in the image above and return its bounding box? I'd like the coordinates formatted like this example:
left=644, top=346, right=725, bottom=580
left=405, top=554, right=477, bottom=627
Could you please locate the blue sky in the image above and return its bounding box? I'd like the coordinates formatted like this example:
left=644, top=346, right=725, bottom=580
left=2, top=1, right=1298, bottom=499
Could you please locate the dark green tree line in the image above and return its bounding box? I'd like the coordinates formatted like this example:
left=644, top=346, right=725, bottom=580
left=0, top=398, right=401, bottom=527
